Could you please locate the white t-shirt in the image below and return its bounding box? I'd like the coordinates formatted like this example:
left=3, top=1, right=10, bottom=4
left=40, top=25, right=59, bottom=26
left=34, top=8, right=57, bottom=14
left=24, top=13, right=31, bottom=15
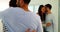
left=46, top=14, right=55, bottom=32
left=0, top=7, right=43, bottom=32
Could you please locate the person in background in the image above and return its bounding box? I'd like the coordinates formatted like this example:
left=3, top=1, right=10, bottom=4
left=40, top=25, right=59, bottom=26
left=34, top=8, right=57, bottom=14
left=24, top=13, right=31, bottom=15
left=0, top=0, right=43, bottom=32
left=45, top=4, right=55, bottom=32
left=37, top=5, right=47, bottom=32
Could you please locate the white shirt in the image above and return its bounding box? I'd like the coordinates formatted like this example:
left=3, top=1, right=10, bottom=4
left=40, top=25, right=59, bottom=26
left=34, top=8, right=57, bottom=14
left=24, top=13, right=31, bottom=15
left=0, top=7, right=43, bottom=32
left=46, top=14, right=55, bottom=32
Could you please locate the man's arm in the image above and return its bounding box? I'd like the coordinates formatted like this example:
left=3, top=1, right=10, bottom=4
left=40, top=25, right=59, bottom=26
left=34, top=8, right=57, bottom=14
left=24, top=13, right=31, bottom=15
left=35, top=14, right=43, bottom=32
left=46, top=15, right=52, bottom=27
left=25, top=15, right=43, bottom=32
left=37, top=19, right=43, bottom=32
left=25, top=29, right=36, bottom=32
left=46, top=22, right=51, bottom=27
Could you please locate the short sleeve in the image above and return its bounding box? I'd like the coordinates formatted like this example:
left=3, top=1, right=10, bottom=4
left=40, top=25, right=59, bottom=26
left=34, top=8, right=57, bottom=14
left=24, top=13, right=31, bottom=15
left=37, top=20, right=43, bottom=32
left=32, top=13, right=43, bottom=32
left=46, top=14, right=55, bottom=32
left=36, top=15, right=43, bottom=32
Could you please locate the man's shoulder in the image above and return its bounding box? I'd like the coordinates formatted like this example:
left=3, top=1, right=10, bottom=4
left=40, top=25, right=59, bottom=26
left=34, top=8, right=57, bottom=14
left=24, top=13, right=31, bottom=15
left=47, top=13, right=54, bottom=17
left=30, top=12, right=41, bottom=21
left=30, top=12, right=40, bottom=17
left=2, top=7, right=25, bottom=15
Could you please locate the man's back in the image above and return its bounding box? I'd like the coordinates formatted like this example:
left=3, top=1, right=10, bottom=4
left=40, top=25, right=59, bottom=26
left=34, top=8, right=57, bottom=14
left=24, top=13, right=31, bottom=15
left=0, top=7, right=43, bottom=32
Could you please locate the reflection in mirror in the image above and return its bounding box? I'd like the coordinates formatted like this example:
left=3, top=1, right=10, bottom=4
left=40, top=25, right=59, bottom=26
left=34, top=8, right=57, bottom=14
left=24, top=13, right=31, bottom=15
left=0, top=0, right=58, bottom=32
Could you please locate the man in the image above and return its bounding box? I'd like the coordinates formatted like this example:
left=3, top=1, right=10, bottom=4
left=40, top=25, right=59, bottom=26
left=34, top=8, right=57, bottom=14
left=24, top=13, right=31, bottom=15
left=16, top=0, right=43, bottom=32
left=45, top=4, right=55, bottom=32
left=1, top=0, right=17, bottom=32
left=0, top=0, right=43, bottom=32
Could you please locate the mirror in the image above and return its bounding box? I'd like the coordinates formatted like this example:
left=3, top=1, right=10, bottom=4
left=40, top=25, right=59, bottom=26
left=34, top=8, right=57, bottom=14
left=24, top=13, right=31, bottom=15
left=0, top=0, right=58, bottom=32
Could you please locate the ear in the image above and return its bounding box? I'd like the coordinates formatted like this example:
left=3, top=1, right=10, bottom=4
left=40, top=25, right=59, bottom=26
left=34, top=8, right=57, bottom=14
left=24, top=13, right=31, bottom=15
left=20, top=0, right=24, bottom=6
left=20, top=0, right=24, bottom=4
left=16, top=0, right=18, bottom=5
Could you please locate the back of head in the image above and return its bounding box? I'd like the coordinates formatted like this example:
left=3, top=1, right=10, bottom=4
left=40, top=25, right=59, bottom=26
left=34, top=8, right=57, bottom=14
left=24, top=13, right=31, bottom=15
left=9, top=0, right=17, bottom=7
left=38, top=5, right=44, bottom=15
left=45, top=4, right=52, bottom=10
left=38, top=5, right=46, bottom=21
left=23, top=0, right=31, bottom=4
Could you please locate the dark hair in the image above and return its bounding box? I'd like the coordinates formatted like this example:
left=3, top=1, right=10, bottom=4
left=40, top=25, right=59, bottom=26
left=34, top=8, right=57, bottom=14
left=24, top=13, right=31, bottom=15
left=38, top=5, right=46, bottom=22
left=23, top=0, right=31, bottom=4
left=45, top=4, right=52, bottom=10
left=9, top=0, right=17, bottom=7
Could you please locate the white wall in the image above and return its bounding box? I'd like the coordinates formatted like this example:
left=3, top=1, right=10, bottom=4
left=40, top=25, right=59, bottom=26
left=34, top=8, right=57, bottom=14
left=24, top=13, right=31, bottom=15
left=0, top=0, right=9, bottom=12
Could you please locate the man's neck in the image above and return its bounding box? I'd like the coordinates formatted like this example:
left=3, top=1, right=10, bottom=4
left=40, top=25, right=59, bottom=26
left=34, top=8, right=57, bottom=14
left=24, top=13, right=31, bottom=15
left=20, top=5, right=29, bottom=12
left=47, top=10, right=51, bottom=14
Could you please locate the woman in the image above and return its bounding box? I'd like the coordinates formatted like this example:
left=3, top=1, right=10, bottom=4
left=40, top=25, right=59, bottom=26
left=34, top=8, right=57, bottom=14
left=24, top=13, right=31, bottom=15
left=37, top=5, right=47, bottom=32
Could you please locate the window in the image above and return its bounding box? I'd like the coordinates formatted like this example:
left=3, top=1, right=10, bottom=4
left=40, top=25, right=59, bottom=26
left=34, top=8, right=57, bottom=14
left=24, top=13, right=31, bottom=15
left=34, top=5, right=39, bottom=13
left=28, top=5, right=39, bottom=13
left=28, top=5, right=34, bottom=12
left=0, top=2, right=9, bottom=12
